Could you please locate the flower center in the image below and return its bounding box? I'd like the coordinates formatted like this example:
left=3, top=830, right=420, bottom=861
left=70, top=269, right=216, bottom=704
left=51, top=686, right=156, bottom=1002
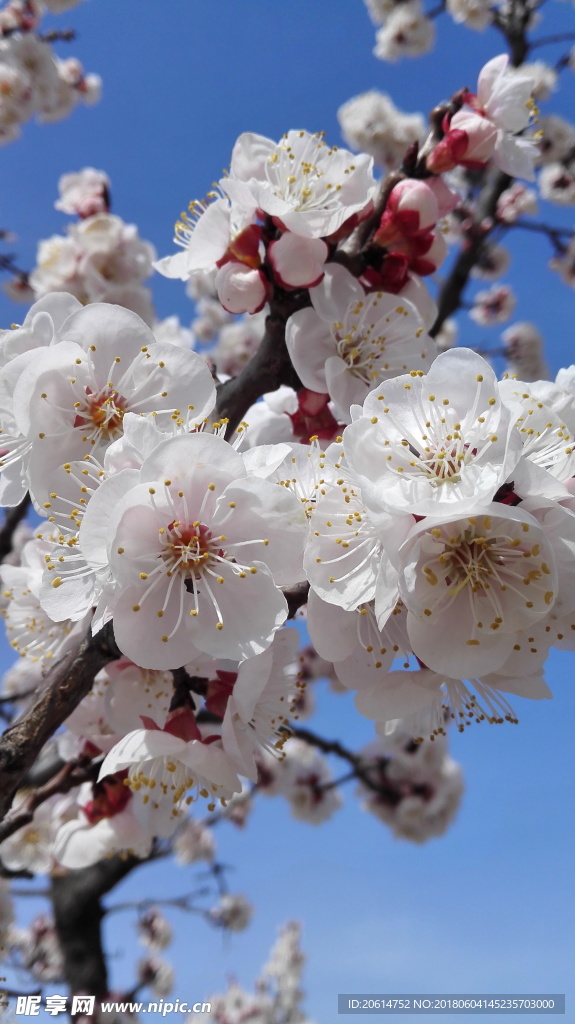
left=74, top=386, right=128, bottom=440
left=161, top=521, right=224, bottom=579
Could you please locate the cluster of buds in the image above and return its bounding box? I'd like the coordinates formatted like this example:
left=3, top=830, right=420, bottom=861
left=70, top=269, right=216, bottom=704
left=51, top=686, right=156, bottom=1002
left=372, top=177, right=456, bottom=281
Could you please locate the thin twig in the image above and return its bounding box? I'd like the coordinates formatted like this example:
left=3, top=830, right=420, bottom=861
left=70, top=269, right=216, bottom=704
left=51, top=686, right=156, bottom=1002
left=530, top=31, right=575, bottom=49
left=0, top=756, right=100, bottom=845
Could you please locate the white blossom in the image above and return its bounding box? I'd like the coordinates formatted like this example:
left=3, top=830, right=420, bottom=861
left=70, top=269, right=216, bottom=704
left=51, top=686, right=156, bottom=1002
left=373, top=2, right=435, bottom=62
left=210, top=894, right=253, bottom=932
left=338, top=90, right=425, bottom=171
left=286, top=264, right=434, bottom=422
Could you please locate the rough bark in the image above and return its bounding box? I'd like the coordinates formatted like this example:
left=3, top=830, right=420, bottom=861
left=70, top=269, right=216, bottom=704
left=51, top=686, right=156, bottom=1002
left=0, top=622, right=120, bottom=825
left=51, top=856, right=140, bottom=1004
left=215, top=294, right=307, bottom=438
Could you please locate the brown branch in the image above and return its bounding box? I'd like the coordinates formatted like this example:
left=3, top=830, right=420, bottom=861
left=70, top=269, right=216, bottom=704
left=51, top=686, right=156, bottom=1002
left=0, top=495, right=31, bottom=564
left=51, top=855, right=140, bottom=1003
left=283, top=581, right=310, bottom=620
left=0, top=757, right=99, bottom=845
left=507, top=219, right=572, bottom=253
left=530, top=30, right=575, bottom=49
left=288, top=725, right=386, bottom=795
left=0, top=622, right=120, bottom=825
left=215, top=292, right=307, bottom=438
left=38, top=29, right=76, bottom=42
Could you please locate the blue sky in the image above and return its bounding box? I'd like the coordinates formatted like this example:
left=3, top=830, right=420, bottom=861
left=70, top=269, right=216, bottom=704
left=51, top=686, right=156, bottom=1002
left=1, top=2, right=575, bottom=1022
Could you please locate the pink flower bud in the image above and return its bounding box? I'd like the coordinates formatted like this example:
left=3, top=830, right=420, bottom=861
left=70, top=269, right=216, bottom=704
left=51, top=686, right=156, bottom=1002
left=408, top=230, right=448, bottom=276
left=374, top=179, right=440, bottom=247
left=376, top=252, right=411, bottom=293
left=215, top=262, right=268, bottom=314
left=426, top=129, right=470, bottom=173
left=268, top=232, right=328, bottom=289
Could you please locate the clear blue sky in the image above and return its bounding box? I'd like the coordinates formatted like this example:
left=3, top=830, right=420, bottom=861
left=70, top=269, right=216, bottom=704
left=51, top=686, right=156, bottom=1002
left=1, top=2, right=575, bottom=1022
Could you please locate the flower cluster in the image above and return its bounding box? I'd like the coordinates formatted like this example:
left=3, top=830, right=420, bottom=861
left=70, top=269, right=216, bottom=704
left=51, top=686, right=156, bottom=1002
left=9, top=171, right=157, bottom=323
left=357, top=730, right=464, bottom=843
left=0, top=54, right=570, bottom=874
left=0, top=0, right=100, bottom=146
left=187, top=922, right=316, bottom=1024
left=156, top=128, right=378, bottom=313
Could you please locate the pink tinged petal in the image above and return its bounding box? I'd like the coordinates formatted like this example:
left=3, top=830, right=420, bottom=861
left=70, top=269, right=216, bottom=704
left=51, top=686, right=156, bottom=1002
left=285, top=307, right=334, bottom=393
left=127, top=341, right=216, bottom=424
left=54, top=812, right=151, bottom=869
left=215, top=263, right=267, bottom=315
left=218, top=476, right=307, bottom=585
left=188, top=558, right=288, bottom=661
left=232, top=646, right=275, bottom=722
left=406, top=609, right=512, bottom=678
left=324, top=355, right=367, bottom=423
left=310, top=264, right=365, bottom=324
left=59, top=303, right=156, bottom=374
left=177, top=741, right=242, bottom=795
left=230, top=132, right=275, bottom=181
left=113, top=579, right=201, bottom=671
left=482, top=670, right=552, bottom=700
left=449, top=110, right=498, bottom=163
left=493, top=133, right=537, bottom=181
left=307, top=588, right=358, bottom=662
left=355, top=668, right=442, bottom=722
left=79, top=469, right=141, bottom=570
left=221, top=701, right=259, bottom=781
left=425, top=177, right=460, bottom=217
left=99, top=729, right=185, bottom=778
left=269, top=234, right=328, bottom=289
left=153, top=251, right=189, bottom=281
left=139, top=432, right=245, bottom=490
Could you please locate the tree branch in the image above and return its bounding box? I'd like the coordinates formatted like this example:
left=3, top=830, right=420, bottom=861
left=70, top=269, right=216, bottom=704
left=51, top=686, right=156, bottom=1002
left=0, top=757, right=99, bottom=845
left=51, top=855, right=140, bottom=1002
left=288, top=725, right=386, bottom=795
left=215, top=292, right=308, bottom=438
left=530, top=30, right=575, bottom=49
left=0, top=622, right=120, bottom=825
